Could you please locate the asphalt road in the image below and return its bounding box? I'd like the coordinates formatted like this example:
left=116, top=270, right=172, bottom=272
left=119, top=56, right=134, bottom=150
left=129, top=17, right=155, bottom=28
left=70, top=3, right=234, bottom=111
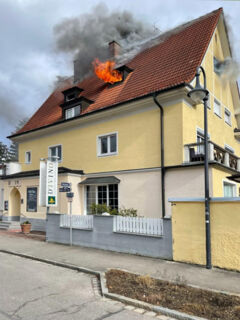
left=0, top=252, right=153, bottom=320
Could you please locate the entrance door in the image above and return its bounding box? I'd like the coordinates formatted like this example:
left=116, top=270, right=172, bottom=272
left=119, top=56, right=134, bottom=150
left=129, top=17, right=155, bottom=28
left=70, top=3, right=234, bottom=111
left=9, top=187, right=21, bottom=221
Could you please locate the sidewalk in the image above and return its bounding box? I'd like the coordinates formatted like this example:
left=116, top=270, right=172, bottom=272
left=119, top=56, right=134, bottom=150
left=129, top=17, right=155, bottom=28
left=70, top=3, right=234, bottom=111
left=0, top=231, right=239, bottom=295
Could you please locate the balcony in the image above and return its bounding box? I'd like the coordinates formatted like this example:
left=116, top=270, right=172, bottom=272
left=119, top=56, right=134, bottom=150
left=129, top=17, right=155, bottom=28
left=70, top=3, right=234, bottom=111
left=184, top=141, right=240, bottom=171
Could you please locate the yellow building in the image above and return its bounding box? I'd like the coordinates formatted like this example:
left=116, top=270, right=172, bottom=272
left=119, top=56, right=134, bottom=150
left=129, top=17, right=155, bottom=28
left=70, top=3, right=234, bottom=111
left=1, top=8, right=240, bottom=231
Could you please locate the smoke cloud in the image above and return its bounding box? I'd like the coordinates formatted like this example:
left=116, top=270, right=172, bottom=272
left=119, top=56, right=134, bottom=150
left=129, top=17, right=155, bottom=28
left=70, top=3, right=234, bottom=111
left=215, top=57, right=240, bottom=83
left=54, top=3, right=158, bottom=83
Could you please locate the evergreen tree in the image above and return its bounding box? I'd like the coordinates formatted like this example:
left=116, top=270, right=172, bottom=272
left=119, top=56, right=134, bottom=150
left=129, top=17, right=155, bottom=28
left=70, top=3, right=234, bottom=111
left=0, top=142, right=10, bottom=163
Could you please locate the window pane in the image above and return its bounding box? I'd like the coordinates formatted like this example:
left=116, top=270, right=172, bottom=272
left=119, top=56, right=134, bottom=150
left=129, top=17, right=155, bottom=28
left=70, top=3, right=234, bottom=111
left=101, top=137, right=108, bottom=154
left=224, top=183, right=234, bottom=197
left=57, top=146, right=62, bottom=161
left=74, top=105, right=81, bottom=116
left=98, top=185, right=107, bottom=205
left=108, top=184, right=118, bottom=210
left=214, top=100, right=221, bottom=116
left=65, top=108, right=73, bottom=119
left=86, top=186, right=96, bottom=214
left=110, top=135, right=117, bottom=152
left=50, top=147, right=56, bottom=157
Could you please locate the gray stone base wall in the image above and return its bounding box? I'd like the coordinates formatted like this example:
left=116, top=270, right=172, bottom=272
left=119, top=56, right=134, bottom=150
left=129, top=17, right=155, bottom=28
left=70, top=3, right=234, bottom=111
left=47, top=214, right=172, bottom=260
left=20, top=218, right=46, bottom=232
left=2, top=216, right=20, bottom=222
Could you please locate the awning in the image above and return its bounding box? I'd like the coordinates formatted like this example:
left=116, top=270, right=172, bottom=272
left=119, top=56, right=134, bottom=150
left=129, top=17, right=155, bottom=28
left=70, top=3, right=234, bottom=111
left=79, top=176, right=120, bottom=185
left=227, top=174, right=240, bottom=183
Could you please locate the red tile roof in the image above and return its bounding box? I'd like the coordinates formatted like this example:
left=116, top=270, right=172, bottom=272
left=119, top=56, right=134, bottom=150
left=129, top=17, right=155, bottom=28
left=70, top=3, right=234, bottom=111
left=14, top=8, right=222, bottom=137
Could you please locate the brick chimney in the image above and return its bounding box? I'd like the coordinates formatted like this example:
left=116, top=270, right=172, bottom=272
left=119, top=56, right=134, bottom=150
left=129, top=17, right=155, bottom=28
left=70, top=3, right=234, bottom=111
left=73, top=59, right=81, bottom=84
left=108, top=41, right=121, bottom=58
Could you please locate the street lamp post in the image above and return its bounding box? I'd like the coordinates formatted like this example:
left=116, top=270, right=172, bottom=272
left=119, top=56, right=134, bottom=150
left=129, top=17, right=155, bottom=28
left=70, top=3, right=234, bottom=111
left=188, top=66, right=212, bottom=269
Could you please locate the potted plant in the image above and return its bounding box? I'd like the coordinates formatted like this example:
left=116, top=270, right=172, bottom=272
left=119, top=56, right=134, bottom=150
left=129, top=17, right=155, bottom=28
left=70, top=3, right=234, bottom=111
left=21, top=221, right=31, bottom=234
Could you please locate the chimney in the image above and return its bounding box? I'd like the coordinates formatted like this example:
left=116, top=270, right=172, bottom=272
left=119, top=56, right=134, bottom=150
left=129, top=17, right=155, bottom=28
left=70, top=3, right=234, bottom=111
left=108, top=41, right=121, bottom=58
left=73, top=59, right=81, bottom=84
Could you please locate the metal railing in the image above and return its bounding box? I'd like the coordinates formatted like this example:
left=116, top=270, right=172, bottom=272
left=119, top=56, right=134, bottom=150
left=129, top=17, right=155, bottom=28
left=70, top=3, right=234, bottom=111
left=60, top=214, right=93, bottom=229
left=184, top=141, right=240, bottom=171
left=113, top=216, right=163, bottom=236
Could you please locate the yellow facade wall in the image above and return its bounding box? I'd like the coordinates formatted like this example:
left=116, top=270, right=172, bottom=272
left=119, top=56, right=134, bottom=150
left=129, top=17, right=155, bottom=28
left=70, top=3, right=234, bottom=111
left=211, top=166, right=238, bottom=197
left=172, top=201, right=240, bottom=271
left=183, top=23, right=240, bottom=157
left=18, top=101, right=184, bottom=173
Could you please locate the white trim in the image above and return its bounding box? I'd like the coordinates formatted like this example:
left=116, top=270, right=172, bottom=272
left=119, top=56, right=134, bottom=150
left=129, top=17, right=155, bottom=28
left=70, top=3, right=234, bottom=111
left=25, top=151, right=32, bottom=164
left=48, top=144, right=63, bottom=163
left=196, top=127, right=210, bottom=140
left=223, top=179, right=237, bottom=197
left=97, top=131, right=118, bottom=157
left=224, top=144, right=234, bottom=154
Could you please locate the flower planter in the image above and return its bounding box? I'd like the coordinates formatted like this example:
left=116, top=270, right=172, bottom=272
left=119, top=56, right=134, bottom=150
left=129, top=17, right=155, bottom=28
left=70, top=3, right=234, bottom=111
left=21, top=223, right=31, bottom=234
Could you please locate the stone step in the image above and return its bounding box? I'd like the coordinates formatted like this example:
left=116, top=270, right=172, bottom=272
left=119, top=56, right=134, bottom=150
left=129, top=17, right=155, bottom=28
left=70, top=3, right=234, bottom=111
left=0, top=221, right=21, bottom=230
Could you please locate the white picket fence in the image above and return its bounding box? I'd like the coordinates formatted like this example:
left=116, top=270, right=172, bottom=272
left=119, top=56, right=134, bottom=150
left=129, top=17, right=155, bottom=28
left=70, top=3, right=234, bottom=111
left=113, top=216, right=163, bottom=236
left=60, top=214, right=93, bottom=230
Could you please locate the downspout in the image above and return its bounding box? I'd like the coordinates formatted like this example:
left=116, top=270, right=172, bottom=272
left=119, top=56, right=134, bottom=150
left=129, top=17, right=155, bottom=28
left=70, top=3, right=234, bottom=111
left=153, top=94, right=165, bottom=217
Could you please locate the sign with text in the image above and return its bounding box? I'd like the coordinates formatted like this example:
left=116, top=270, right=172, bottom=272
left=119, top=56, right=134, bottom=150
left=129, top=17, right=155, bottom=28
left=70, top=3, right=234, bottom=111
left=61, top=182, right=71, bottom=187
left=59, top=187, right=71, bottom=193
left=27, top=187, right=37, bottom=212
left=39, top=159, right=58, bottom=207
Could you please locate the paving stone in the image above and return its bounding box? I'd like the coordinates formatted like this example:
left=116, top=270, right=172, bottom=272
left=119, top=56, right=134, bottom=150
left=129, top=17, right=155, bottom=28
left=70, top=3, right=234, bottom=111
left=144, top=311, right=157, bottom=317
left=134, top=308, right=145, bottom=314
left=124, top=305, right=135, bottom=311
left=157, top=315, right=172, bottom=320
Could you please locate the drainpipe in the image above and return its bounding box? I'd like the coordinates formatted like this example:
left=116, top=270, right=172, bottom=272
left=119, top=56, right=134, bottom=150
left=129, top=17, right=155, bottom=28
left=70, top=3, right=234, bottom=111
left=153, top=94, right=165, bottom=218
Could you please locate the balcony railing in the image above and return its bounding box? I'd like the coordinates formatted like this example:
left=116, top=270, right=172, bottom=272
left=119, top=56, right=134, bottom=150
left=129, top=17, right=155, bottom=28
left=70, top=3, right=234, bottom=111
left=184, top=141, right=240, bottom=171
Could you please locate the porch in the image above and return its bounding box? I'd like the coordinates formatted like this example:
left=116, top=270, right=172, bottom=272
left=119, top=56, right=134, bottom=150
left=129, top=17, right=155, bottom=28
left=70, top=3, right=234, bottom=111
left=184, top=141, right=240, bottom=171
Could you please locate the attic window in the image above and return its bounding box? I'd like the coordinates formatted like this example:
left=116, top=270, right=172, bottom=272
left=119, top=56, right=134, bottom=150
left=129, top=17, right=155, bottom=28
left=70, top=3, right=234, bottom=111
left=214, top=57, right=221, bottom=75
left=109, top=65, right=133, bottom=87
left=66, top=93, right=76, bottom=101
left=65, top=105, right=81, bottom=119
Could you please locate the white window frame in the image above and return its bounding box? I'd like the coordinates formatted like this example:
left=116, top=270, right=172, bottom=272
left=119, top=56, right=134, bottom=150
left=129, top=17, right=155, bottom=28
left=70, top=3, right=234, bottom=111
left=65, top=105, right=81, bottom=120
left=48, top=144, right=62, bottom=162
left=25, top=151, right=31, bottom=164
left=224, top=107, right=232, bottom=126
left=214, top=99, right=221, bottom=118
left=84, top=183, right=119, bottom=215
left=97, top=132, right=118, bottom=157
left=223, top=180, right=237, bottom=197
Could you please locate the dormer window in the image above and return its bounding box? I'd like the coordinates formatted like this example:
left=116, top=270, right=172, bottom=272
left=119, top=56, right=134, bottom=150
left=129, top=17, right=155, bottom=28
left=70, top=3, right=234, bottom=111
left=66, top=93, right=76, bottom=101
left=65, top=105, right=81, bottom=119
left=62, top=86, right=83, bottom=103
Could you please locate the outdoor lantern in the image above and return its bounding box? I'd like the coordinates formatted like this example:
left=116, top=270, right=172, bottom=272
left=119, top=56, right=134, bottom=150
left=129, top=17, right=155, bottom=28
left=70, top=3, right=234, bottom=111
left=188, top=68, right=209, bottom=103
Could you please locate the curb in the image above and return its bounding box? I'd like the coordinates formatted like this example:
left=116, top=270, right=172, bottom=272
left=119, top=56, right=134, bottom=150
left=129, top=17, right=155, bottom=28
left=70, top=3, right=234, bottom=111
left=0, top=249, right=211, bottom=320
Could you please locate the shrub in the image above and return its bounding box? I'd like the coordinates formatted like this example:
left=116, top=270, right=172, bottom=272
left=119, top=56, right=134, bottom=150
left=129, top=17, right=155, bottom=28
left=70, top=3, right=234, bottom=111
left=90, top=204, right=137, bottom=217
left=118, top=207, right=137, bottom=217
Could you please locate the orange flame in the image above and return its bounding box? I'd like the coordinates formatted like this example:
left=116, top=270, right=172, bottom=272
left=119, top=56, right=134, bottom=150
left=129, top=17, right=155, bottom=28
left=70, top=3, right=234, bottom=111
left=93, top=58, right=122, bottom=84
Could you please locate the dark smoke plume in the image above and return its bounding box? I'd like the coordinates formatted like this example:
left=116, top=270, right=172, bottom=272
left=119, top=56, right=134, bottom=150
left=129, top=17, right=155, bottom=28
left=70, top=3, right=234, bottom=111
left=54, top=3, right=158, bottom=84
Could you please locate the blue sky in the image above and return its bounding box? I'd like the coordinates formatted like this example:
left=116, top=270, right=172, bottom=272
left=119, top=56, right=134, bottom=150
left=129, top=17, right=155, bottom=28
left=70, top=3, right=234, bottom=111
left=0, top=0, right=239, bottom=144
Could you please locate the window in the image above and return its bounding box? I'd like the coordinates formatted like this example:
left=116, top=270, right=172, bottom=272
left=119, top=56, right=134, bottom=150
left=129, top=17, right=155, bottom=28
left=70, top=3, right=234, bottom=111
left=49, top=145, right=62, bottom=162
left=26, top=187, right=37, bottom=212
left=214, top=99, right=221, bottom=117
left=223, top=182, right=236, bottom=197
left=66, top=93, right=75, bottom=101
left=98, top=133, right=117, bottom=156
left=86, top=184, right=118, bottom=214
left=224, top=108, right=231, bottom=126
left=214, top=56, right=221, bottom=75
left=25, top=151, right=31, bottom=164
left=65, top=105, right=81, bottom=119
